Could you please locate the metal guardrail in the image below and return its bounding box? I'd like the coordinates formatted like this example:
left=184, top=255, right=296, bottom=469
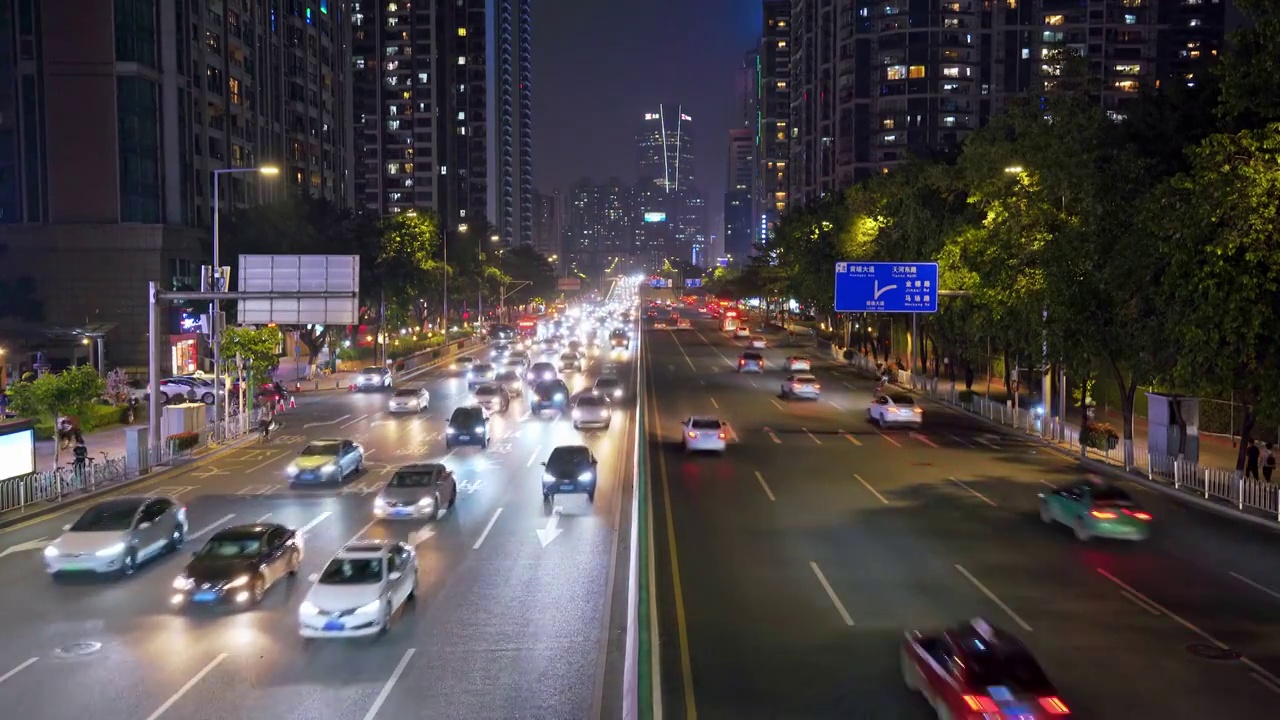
left=841, top=350, right=1280, bottom=521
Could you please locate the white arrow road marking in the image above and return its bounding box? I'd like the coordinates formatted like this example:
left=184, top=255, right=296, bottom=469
left=0, top=537, right=50, bottom=557
left=304, top=414, right=352, bottom=428
left=408, top=527, right=435, bottom=546
left=298, top=511, right=333, bottom=536
left=536, top=505, right=564, bottom=548
left=190, top=514, right=236, bottom=539
left=873, top=280, right=898, bottom=300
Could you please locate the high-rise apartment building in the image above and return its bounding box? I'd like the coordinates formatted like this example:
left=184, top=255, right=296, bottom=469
left=784, top=0, right=1231, bottom=207
left=533, top=189, right=563, bottom=258
left=495, top=0, right=533, bottom=246
left=724, top=129, right=755, bottom=264
left=350, top=0, right=486, bottom=225
left=637, top=106, right=695, bottom=193
left=757, top=1, right=791, bottom=243
left=0, top=0, right=352, bottom=368
left=565, top=178, right=634, bottom=275
left=739, top=50, right=759, bottom=128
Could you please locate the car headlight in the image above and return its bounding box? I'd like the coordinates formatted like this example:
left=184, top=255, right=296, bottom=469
left=225, top=575, right=251, bottom=589
left=613, top=389, right=623, bottom=398
left=474, top=425, right=484, bottom=433
left=173, top=575, right=195, bottom=590
left=578, top=471, right=594, bottom=481
left=446, top=427, right=456, bottom=434
left=323, top=463, right=339, bottom=473
left=287, top=463, right=300, bottom=476
left=354, top=599, right=382, bottom=615
left=542, top=472, right=556, bottom=484
left=374, top=496, right=387, bottom=508
left=95, top=542, right=126, bottom=557
left=299, top=601, right=320, bottom=615
left=417, top=497, right=435, bottom=507
left=554, top=393, right=565, bottom=400
left=43, top=546, right=58, bottom=558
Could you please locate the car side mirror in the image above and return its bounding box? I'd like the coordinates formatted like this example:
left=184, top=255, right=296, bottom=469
left=389, top=571, right=404, bottom=581
left=540, top=461, right=546, bottom=466
left=307, top=572, right=320, bottom=583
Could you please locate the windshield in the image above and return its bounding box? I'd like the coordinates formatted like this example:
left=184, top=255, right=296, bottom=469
left=496, top=371, right=520, bottom=382
left=473, top=364, right=494, bottom=373
left=742, top=353, right=762, bottom=361
left=596, top=378, right=619, bottom=388
left=576, top=396, right=606, bottom=408
left=393, top=389, right=419, bottom=397
left=535, top=382, right=567, bottom=397
left=198, top=538, right=263, bottom=558
left=889, top=394, right=915, bottom=405
left=300, top=442, right=341, bottom=457
left=361, top=367, right=383, bottom=375
left=69, top=502, right=140, bottom=532
left=548, top=447, right=591, bottom=467
left=318, top=557, right=383, bottom=584
left=475, top=386, right=499, bottom=396
left=690, top=419, right=722, bottom=430
left=390, top=470, right=437, bottom=487
left=451, top=409, right=482, bottom=424
left=1091, top=485, right=1134, bottom=504
left=960, top=642, right=1054, bottom=693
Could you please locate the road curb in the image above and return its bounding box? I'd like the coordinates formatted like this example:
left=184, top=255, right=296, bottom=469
left=0, top=432, right=261, bottom=533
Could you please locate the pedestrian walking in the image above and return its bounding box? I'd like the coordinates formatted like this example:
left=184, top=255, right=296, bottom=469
left=1245, top=439, right=1261, bottom=480
left=1265, top=442, right=1276, bottom=483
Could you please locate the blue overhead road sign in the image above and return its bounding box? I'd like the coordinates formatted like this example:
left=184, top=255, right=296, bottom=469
left=834, top=262, right=939, bottom=313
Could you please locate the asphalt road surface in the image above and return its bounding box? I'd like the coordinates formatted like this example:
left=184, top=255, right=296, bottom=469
left=646, top=309, right=1280, bottom=719
left=0, top=343, right=639, bottom=720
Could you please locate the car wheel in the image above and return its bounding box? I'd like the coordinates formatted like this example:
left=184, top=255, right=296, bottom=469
left=445, top=441, right=452, bottom=450
left=1039, top=502, right=1054, bottom=524
left=159, top=391, right=170, bottom=404
left=201, top=392, right=215, bottom=405
left=542, top=491, right=553, bottom=504
left=572, top=422, right=581, bottom=430
left=378, top=600, right=393, bottom=635
left=287, top=548, right=301, bottom=576
left=357, top=457, right=365, bottom=473
left=587, top=489, right=595, bottom=503
left=1074, top=519, right=1092, bottom=542
left=251, top=574, right=266, bottom=605
left=449, top=487, right=457, bottom=509
left=118, top=549, right=138, bottom=579
left=431, top=493, right=441, bottom=521
left=167, top=524, right=185, bottom=552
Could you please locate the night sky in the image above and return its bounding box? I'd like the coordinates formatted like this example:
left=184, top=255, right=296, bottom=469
left=532, top=0, right=763, bottom=238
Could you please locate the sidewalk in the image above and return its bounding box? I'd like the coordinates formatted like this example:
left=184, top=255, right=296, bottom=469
left=36, top=423, right=133, bottom=472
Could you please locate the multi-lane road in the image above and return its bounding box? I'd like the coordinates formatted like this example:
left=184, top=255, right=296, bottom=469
left=646, top=310, right=1280, bottom=719
left=0, top=341, right=639, bottom=719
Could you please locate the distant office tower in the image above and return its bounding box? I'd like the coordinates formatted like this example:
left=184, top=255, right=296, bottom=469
left=533, top=190, right=563, bottom=258
left=565, top=178, right=634, bottom=276
left=0, top=0, right=352, bottom=369
left=725, top=129, right=755, bottom=264
left=351, top=0, right=487, bottom=225
left=756, top=1, right=791, bottom=244
left=495, top=0, right=534, bottom=245
left=637, top=106, right=695, bottom=193
left=739, top=49, right=760, bottom=129
left=785, top=0, right=1231, bottom=207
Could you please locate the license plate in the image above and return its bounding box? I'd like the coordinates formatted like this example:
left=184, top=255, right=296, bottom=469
left=323, top=619, right=344, bottom=631
left=392, top=508, right=412, bottom=515
left=458, top=435, right=470, bottom=441
left=193, top=591, right=218, bottom=602
left=559, top=484, right=575, bottom=491
left=59, top=564, right=87, bottom=571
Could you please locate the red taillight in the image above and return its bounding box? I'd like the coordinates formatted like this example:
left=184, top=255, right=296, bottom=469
left=1090, top=509, right=1118, bottom=519
left=1125, top=509, right=1153, bottom=521
left=738, top=360, right=745, bottom=366
left=961, top=695, right=999, bottom=713
left=1039, top=696, right=1070, bottom=714
left=687, top=431, right=697, bottom=439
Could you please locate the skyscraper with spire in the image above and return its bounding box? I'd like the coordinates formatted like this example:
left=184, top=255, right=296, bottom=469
left=636, top=106, right=695, bottom=193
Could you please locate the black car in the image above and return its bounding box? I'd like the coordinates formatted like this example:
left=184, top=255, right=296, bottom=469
left=531, top=379, right=570, bottom=414
left=541, top=445, right=599, bottom=503
left=172, top=524, right=300, bottom=609
left=446, top=405, right=491, bottom=448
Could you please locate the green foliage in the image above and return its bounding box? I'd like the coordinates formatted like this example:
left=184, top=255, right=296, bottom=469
left=221, top=325, right=283, bottom=375
left=497, top=244, right=558, bottom=302
left=1215, top=0, right=1280, bottom=127
left=167, top=432, right=201, bottom=453
left=7, top=365, right=106, bottom=428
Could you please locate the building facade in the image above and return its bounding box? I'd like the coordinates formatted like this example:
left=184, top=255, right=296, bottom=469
left=564, top=178, right=634, bottom=277
left=783, top=0, right=1231, bottom=208
left=532, top=189, right=562, bottom=258
left=350, top=0, right=486, bottom=225
left=724, top=128, right=755, bottom=264
left=637, top=106, right=695, bottom=193
left=494, top=0, right=533, bottom=246
left=757, top=1, right=791, bottom=244
left=1, top=0, right=353, bottom=369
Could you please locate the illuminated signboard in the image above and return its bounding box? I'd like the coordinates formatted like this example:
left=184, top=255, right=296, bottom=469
left=643, top=211, right=667, bottom=223
left=680, top=114, right=692, bottom=122
left=644, top=113, right=659, bottom=120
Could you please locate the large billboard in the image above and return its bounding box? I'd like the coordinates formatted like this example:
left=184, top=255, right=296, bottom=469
left=237, top=255, right=360, bottom=325
left=0, top=420, right=35, bottom=481
left=643, top=211, right=667, bottom=223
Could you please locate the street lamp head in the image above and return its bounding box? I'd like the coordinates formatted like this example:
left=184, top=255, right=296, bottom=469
left=458, top=223, right=469, bottom=233
left=1004, top=165, right=1024, bottom=174
left=258, top=165, right=281, bottom=176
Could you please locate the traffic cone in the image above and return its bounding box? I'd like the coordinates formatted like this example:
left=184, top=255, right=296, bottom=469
left=288, top=394, right=297, bottom=409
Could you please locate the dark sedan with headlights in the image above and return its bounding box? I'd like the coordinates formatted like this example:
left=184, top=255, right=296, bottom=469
left=171, top=524, right=302, bottom=609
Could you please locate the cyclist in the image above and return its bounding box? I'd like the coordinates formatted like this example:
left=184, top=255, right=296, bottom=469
left=258, top=412, right=274, bottom=442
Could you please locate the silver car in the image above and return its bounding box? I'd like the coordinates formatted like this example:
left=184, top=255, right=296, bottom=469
left=357, top=366, right=393, bottom=390
left=571, top=394, right=611, bottom=429
left=495, top=369, right=524, bottom=393
left=467, top=362, right=496, bottom=388
left=44, top=496, right=189, bottom=578
left=474, top=384, right=512, bottom=413
left=373, top=464, right=458, bottom=520
left=560, top=351, right=582, bottom=372
left=388, top=386, right=429, bottom=413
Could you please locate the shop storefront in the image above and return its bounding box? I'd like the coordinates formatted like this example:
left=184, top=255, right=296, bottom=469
left=170, top=333, right=199, bottom=375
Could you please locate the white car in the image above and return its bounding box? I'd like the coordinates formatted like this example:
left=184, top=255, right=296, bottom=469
left=356, top=366, right=393, bottom=390
left=571, top=394, right=611, bottom=429
left=467, top=362, right=496, bottom=388
left=784, top=355, right=812, bottom=372
left=560, top=351, right=583, bottom=372
left=781, top=374, right=821, bottom=399
left=673, top=318, right=693, bottom=330
left=44, top=496, right=188, bottom=578
left=733, top=326, right=751, bottom=339
left=869, top=394, right=923, bottom=426
left=682, top=416, right=727, bottom=454
left=298, top=540, right=418, bottom=639
left=387, top=387, right=429, bottom=413
left=748, top=335, right=767, bottom=349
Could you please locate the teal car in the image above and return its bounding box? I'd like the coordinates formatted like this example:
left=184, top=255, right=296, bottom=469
left=1038, top=481, right=1152, bottom=542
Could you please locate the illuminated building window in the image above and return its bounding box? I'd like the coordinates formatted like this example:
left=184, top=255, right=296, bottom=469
left=886, top=65, right=907, bottom=80
left=882, top=118, right=895, bottom=129
left=1114, top=80, right=1139, bottom=92
left=1044, top=14, right=1064, bottom=25
left=354, top=57, right=365, bottom=69
left=908, top=65, right=925, bottom=79
left=458, top=28, right=467, bottom=36
left=387, top=163, right=401, bottom=174
left=457, top=56, right=466, bottom=64
left=942, top=67, right=961, bottom=78
left=1113, top=64, right=1141, bottom=75
left=1124, top=14, right=1137, bottom=24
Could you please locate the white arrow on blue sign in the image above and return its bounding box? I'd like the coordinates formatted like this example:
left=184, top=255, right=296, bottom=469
left=834, top=262, right=940, bottom=313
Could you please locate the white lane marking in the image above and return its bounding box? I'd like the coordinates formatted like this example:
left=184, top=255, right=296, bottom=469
left=764, top=427, right=781, bottom=444
left=710, top=397, right=719, bottom=409
left=340, top=414, right=369, bottom=429
left=976, top=435, right=999, bottom=449
left=244, top=452, right=286, bottom=475
left=1096, top=568, right=1252, bottom=660
left=749, top=379, right=758, bottom=387
left=955, top=564, right=1033, bottom=632
left=303, top=414, right=352, bottom=428
left=670, top=332, right=698, bottom=371
left=827, top=400, right=842, bottom=410
left=948, top=433, right=975, bottom=448
left=346, top=519, right=378, bottom=545
left=810, top=561, right=854, bottom=626
left=361, top=648, right=416, bottom=720
left=0, top=657, right=38, bottom=685
left=948, top=476, right=997, bottom=507
left=1249, top=670, right=1280, bottom=697
left=1230, top=572, right=1280, bottom=603
left=769, top=398, right=785, bottom=411
left=753, top=471, right=776, bottom=502
left=910, top=432, right=939, bottom=448
left=190, top=514, right=236, bottom=539
left=876, top=430, right=901, bottom=447
left=699, top=379, right=706, bottom=386
left=1120, top=590, right=1163, bottom=616
left=1039, top=479, right=1056, bottom=488
left=803, top=428, right=822, bottom=445
left=842, top=381, right=855, bottom=389
left=854, top=474, right=889, bottom=505
left=298, top=511, right=333, bottom=536
left=473, top=507, right=504, bottom=550
left=142, top=653, right=228, bottom=720
left=255, top=513, right=272, bottom=522
left=838, top=429, right=862, bottom=446
left=526, top=445, right=542, bottom=468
